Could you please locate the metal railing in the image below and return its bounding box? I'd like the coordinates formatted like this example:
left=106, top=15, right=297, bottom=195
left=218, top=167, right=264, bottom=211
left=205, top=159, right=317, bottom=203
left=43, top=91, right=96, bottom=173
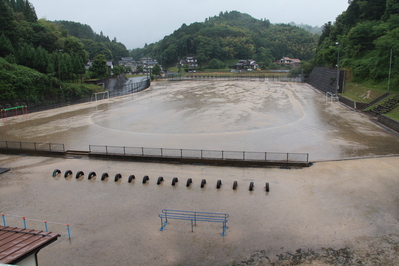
left=159, top=209, right=229, bottom=236
left=166, top=74, right=302, bottom=82
left=0, top=141, right=65, bottom=152
left=89, top=145, right=309, bottom=163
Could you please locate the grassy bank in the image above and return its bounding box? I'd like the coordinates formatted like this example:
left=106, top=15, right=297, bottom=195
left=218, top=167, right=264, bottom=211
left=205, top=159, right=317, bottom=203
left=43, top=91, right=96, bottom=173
left=342, top=82, right=389, bottom=103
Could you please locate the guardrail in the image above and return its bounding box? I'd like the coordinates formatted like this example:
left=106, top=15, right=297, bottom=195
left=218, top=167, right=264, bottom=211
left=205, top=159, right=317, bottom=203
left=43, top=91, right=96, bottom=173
left=159, top=209, right=229, bottom=236
left=0, top=141, right=65, bottom=152
left=89, top=145, right=309, bottom=163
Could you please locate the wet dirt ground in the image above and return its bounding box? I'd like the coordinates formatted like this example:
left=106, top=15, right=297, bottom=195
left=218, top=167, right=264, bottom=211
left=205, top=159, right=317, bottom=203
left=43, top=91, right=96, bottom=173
left=1, top=80, right=399, bottom=160
left=1, top=80, right=399, bottom=265
left=1, top=155, right=399, bottom=265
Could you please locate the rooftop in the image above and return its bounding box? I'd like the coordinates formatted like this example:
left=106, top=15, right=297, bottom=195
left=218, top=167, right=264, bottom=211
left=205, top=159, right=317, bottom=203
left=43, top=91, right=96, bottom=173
left=0, top=226, right=60, bottom=265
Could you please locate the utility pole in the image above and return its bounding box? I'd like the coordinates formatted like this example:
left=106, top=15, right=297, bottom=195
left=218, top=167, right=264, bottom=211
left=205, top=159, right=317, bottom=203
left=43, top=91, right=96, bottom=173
left=336, top=42, right=340, bottom=94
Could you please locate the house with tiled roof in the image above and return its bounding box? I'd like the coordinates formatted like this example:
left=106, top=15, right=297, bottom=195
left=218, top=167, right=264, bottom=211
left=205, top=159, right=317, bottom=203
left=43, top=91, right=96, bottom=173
left=276, top=57, right=301, bottom=67
left=118, top=57, right=137, bottom=72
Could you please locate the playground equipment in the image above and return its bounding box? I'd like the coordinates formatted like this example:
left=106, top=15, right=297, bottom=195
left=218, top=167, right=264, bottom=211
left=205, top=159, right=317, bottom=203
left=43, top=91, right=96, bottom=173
left=1, top=106, right=28, bottom=121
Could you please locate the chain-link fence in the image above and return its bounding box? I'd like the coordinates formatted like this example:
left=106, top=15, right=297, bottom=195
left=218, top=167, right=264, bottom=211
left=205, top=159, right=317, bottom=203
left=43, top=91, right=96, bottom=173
left=89, top=145, right=309, bottom=163
left=0, top=77, right=151, bottom=117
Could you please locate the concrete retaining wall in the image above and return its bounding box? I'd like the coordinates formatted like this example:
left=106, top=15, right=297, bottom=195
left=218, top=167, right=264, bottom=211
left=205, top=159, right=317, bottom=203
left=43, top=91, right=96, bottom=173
left=378, top=115, right=399, bottom=132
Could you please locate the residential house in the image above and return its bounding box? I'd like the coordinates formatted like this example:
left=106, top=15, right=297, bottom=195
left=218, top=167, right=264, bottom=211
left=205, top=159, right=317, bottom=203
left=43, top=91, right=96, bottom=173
left=118, top=57, right=137, bottom=72
left=85, top=60, right=114, bottom=71
left=276, top=57, right=301, bottom=67
left=234, top=59, right=259, bottom=70
left=180, top=57, right=198, bottom=72
left=140, top=57, right=160, bottom=73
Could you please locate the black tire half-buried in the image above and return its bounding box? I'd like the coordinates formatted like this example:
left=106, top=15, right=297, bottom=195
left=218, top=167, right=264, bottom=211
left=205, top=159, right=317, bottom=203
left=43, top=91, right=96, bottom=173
left=101, top=173, right=109, bottom=181
left=88, top=172, right=96, bottom=180
left=64, top=170, right=72, bottom=178
left=128, top=175, right=135, bottom=183
left=76, top=171, right=84, bottom=179
left=52, top=169, right=61, bottom=177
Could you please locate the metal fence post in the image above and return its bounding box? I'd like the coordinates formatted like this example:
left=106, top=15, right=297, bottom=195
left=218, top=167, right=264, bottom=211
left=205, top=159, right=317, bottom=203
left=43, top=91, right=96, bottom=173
left=287, top=153, right=289, bottom=163
left=222, top=151, right=224, bottom=160
left=243, top=151, right=245, bottom=160
left=123, top=146, right=126, bottom=155
left=201, top=150, right=203, bottom=159
left=142, top=147, right=144, bottom=156
left=105, top=146, right=108, bottom=154
left=22, top=217, right=27, bottom=229
left=181, top=149, right=183, bottom=158
left=265, top=152, right=267, bottom=161
left=34, top=142, right=36, bottom=151
left=161, top=148, right=163, bottom=157
left=66, top=224, right=71, bottom=239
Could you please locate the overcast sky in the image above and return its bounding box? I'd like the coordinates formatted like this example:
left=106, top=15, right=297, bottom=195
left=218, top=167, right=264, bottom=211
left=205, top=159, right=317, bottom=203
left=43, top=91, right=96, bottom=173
left=31, top=0, right=349, bottom=50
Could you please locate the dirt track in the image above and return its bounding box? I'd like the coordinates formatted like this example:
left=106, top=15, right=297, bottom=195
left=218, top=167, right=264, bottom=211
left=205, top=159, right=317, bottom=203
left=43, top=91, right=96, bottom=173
left=1, top=154, right=399, bottom=265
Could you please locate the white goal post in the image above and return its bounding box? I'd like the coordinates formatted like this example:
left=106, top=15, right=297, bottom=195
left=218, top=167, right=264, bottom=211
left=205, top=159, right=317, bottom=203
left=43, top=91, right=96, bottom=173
left=91, top=91, right=109, bottom=102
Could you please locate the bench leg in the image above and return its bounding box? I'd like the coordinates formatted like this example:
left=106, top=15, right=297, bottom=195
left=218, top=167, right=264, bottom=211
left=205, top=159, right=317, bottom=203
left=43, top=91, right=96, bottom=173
left=160, top=220, right=168, bottom=231
left=222, top=223, right=227, bottom=236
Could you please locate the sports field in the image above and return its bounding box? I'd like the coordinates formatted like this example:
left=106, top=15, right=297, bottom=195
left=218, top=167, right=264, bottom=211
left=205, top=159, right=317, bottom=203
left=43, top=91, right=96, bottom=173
left=1, top=80, right=399, bottom=265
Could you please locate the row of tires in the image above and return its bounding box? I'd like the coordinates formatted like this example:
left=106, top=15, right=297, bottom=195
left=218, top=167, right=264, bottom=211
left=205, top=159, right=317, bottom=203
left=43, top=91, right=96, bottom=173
left=52, top=169, right=270, bottom=191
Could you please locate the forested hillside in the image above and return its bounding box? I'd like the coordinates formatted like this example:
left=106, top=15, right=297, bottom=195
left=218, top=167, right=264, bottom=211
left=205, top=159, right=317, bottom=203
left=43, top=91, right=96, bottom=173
left=52, top=20, right=129, bottom=60
left=131, top=11, right=319, bottom=68
left=0, top=0, right=129, bottom=102
left=315, top=0, right=399, bottom=89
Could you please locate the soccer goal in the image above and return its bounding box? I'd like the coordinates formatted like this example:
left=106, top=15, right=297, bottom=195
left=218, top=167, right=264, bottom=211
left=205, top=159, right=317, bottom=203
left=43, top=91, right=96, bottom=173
left=326, top=92, right=339, bottom=103
left=91, top=91, right=109, bottom=102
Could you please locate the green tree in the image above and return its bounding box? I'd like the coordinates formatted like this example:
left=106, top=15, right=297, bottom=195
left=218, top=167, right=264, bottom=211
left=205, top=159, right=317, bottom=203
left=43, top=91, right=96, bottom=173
left=207, top=58, right=225, bottom=69
left=0, top=33, right=14, bottom=57
left=33, top=45, right=48, bottom=73
left=0, top=0, right=18, bottom=44
left=152, top=63, right=161, bottom=76
left=89, top=54, right=108, bottom=79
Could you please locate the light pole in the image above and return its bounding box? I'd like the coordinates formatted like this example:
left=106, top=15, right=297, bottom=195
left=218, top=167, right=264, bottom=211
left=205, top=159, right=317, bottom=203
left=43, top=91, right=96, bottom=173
left=336, top=42, right=340, bottom=94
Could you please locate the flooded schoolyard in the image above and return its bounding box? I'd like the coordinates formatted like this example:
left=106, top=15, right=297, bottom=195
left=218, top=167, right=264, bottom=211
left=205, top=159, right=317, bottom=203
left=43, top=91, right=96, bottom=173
left=1, top=80, right=399, bottom=265
left=1, top=80, right=399, bottom=160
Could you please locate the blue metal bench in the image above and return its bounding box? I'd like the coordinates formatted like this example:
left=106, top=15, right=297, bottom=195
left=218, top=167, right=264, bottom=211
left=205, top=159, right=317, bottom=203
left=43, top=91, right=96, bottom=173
left=158, top=209, right=229, bottom=236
